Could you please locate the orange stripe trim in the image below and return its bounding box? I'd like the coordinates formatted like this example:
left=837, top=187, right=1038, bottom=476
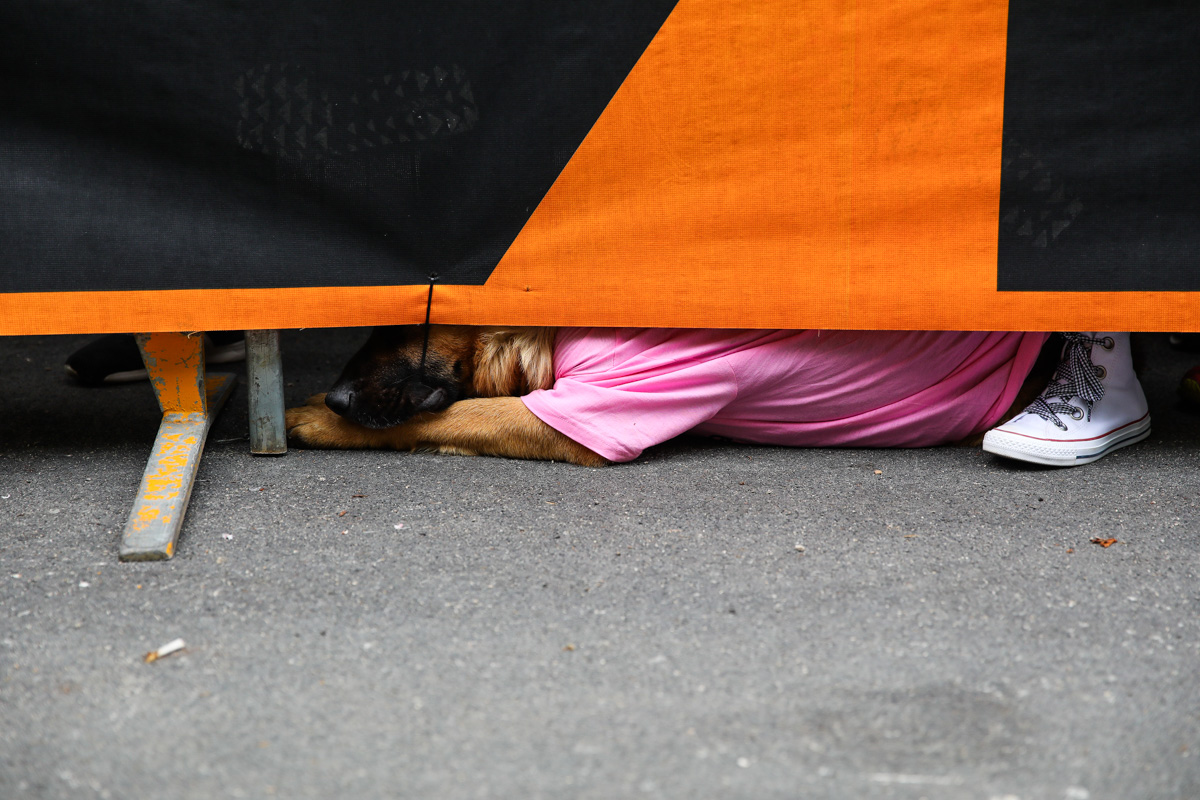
left=2, top=285, right=1199, bottom=336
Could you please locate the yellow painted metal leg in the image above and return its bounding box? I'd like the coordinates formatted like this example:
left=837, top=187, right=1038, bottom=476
left=119, top=333, right=236, bottom=562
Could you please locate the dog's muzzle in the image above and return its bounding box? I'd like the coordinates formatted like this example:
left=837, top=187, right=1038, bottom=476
left=325, top=380, right=450, bottom=428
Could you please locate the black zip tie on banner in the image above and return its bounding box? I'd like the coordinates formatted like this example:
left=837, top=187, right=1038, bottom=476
left=418, top=273, right=439, bottom=378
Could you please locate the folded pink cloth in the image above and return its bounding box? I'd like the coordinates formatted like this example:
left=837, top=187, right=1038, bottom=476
left=522, top=328, right=1049, bottom=462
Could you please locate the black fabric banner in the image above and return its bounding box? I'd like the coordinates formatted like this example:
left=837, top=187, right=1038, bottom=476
left=0, top=1, right=675, bottom=292
left=997, top=0, right=1200, bottom=291
left=5, top=2, right=1197, bottom=298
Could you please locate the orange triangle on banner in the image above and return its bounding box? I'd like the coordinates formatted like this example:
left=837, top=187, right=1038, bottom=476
left=481, top=0, right=1011, bottom=329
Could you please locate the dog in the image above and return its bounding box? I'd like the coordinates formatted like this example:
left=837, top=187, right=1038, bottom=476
left=285, top=326, right=1058, bottom=467
left=286, top=325, right=609, bottom=465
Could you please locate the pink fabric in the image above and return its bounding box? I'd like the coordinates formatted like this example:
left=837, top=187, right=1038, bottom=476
left=521, top=329, right=1049, bottom=463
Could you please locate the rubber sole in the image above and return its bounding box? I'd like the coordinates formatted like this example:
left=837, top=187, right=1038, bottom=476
left=982, top=414, right=1151, bottom=467
left=206, top=339, right=247, bottom=365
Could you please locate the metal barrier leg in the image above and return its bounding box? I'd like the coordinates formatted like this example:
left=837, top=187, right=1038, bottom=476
left=119, top=333, right=236, bottom=562
left=246, top=330, right=287, bottom=455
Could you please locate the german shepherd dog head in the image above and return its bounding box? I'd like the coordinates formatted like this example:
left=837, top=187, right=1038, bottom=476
left=324, top=325, right=556, bottom=428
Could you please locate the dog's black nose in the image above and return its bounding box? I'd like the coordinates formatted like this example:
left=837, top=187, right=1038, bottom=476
left=324, top=386, right=355, bottom=417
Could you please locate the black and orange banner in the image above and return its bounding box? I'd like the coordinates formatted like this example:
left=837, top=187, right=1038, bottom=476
left=2, top=1, right=1197, bottom=335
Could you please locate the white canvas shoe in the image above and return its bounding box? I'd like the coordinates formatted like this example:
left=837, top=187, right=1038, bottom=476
left=982, top=332, right=1150, bottom=466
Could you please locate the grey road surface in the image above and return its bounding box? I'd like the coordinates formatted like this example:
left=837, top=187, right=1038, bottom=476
left=1, top=329, right=1198, bottom=800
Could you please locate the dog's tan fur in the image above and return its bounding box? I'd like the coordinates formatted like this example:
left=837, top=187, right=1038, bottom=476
left=470, top=327, right=556, bottom=397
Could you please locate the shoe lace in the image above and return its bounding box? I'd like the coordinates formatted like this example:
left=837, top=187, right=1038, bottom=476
left=1023, top=333, right=1109, bottom=431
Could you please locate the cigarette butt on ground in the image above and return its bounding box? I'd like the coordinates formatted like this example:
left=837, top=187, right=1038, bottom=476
left=143, top=638, right=186, bottom=663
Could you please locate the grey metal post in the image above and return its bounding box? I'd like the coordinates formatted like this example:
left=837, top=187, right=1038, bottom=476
left=246, top=329, right=287, bottom=455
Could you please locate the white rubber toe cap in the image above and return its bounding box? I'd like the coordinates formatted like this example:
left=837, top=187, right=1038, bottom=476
left=983, top=412, right=1151, bottom=467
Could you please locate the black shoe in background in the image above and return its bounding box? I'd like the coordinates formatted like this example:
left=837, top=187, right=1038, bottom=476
left=65, top=332, right=246, bottom=386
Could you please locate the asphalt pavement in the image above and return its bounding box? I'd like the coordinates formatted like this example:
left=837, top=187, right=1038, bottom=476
left=1, top=329, right=1198, bottom=800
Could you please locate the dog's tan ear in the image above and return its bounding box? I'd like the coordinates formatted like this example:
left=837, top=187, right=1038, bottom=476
left=472, top=328, right=555, bottom=397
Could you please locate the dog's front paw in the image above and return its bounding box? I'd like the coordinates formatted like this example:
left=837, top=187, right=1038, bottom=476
left=286, top=399, right=376, bottom=449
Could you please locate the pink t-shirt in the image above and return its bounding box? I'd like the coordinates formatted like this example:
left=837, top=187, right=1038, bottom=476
left=521, top=329, right=1049, bottom=462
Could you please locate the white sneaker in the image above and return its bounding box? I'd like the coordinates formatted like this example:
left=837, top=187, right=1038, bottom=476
left=982, top=332, right=1150, bottom=466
